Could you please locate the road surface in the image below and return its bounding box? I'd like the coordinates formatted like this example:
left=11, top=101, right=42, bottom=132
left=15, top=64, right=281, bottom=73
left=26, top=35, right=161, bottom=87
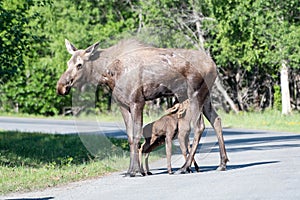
left=1, top=117, right=300, bottom=199
left=0, top=116, right=127, bottom=137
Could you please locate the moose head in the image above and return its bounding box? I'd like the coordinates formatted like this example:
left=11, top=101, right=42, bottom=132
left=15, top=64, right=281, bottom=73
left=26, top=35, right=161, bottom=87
left=56, top=39, right=100, bottom=95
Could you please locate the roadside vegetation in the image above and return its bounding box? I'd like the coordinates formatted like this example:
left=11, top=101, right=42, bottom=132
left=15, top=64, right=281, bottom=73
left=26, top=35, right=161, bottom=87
left=1, top=0, right=299, bottom=116
left=0, top=131, right=164, bottom=195
left=220, top=110, right=300, bottom=133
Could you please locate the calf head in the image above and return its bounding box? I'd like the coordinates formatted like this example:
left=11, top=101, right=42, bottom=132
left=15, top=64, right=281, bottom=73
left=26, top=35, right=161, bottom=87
left=165, top=100, right=190, bottom=118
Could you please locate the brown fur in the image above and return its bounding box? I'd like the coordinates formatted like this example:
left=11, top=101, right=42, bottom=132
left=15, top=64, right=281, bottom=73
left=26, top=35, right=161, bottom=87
left=139, top=100, right=200, bottom=175
left=57, top=39, right=229, bottom=176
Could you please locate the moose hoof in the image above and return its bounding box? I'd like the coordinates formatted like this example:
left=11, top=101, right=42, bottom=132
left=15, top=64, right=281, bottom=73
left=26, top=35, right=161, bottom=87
left=124, top=172, right=136, bottom=177
left=141, top=172, right=146, bottom=176
left=187, top=167, right=193, bottom=173
left=168, top=171, right=174, bottom=175
left=216, top=165, right=226, bottom=171
left=147, top=171, right=153, bottom=175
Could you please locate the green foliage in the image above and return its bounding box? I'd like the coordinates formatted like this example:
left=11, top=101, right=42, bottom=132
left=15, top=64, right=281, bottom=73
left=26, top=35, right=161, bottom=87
left=204, top=0, right=299, bottom=110
left=273, top=85, right=282, bottom=111
left=0, top=0, right=299, bottom=115
left=220, top=109, right=300, bottom=133
left=0, top=0, right=46, bottom=82
left=0, top=0, right=137, bottom=115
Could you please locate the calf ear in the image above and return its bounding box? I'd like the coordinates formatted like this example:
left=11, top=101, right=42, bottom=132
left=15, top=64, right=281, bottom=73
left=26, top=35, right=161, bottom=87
left=165, top=103, right=180, bottom=114
left=65, top=39, right=77, bottom=55
left=84, top=42, right=100, bottom=57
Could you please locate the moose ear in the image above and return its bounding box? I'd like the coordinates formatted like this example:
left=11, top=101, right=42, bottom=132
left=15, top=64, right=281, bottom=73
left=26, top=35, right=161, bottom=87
left=65, top=39, right=77, bottom=55
left=84, top=42, right=100, bottom=57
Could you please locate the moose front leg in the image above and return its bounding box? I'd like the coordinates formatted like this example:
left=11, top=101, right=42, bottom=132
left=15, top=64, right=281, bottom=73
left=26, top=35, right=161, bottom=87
left=126, top=103, right=144, bottom=177
left=120, top=107, right=135, bottom=177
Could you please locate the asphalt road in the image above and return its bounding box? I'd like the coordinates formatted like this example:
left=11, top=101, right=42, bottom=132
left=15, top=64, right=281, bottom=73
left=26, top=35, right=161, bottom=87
left=0, top=116, right=127, bottom=137
left=1, top=117, right=300, bottom=200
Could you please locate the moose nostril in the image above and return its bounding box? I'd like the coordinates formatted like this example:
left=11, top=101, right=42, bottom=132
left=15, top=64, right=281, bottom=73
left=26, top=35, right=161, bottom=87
left=66, top=79, right=74, bottom=86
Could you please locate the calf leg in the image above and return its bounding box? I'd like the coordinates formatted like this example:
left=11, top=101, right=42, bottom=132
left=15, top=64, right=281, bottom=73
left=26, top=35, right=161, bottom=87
left=144, top=153, right=152, bottom=175
left=177, top=112, right=205, bottom=174
left=176, top=80, right=207, bottom=174
left=139, top=142, right=146, bottom=176
left=140, top=135, right=160, bottom=175
left=203, top=97, right=229, bottom=171
left=178, top=130, right=189, bottom=161
left=178, top=129, right=200, bottom=172
left=165, top=135, right=173, bottom=174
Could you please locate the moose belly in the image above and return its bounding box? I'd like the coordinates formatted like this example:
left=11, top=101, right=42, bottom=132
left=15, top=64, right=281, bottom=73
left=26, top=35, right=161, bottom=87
left=142, top=82, right=188, bottom=101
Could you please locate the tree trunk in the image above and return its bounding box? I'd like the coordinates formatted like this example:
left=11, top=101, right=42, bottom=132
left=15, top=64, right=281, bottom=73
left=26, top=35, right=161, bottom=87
left=193, top=8, right=205, bottom=51
left=280, top=61, right=291, bottom=115
left=215, top=76, right=239, bottom=113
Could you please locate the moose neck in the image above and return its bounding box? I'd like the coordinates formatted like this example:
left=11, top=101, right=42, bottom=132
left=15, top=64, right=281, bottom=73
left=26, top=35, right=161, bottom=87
left=90, top=50, right=117, bottom=90
left=90, top=39, right=150, bottom=90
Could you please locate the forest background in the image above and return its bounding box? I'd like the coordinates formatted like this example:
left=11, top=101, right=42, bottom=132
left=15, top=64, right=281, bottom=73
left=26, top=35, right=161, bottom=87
left=0, top=0, right=299, bottom=116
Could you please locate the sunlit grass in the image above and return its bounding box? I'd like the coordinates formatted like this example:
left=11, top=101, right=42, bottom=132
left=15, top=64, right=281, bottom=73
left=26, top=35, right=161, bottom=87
left=0, top=131, right=163, bottom=195
left=219, top=110, right=300, bottom=133
left=2, top=108, right=299, bottom=133
left=0, top=159, right=124, bottom=194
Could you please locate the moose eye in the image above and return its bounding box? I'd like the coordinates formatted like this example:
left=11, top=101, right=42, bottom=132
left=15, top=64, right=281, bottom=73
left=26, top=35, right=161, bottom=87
left=76, top=64, right=83, bottom=70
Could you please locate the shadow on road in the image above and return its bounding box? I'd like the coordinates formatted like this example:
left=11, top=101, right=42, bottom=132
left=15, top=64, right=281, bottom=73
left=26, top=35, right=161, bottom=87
left=147, top=160, right=280, bottom=175
left=193, top=130, right=300, bottom=154
left=202, top=160, right=280, bottom=172
left=5, top=197, right=54, bottom=200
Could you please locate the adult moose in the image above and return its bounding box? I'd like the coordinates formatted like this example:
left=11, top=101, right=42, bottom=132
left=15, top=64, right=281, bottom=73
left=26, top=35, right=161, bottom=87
left=57, top=39, right=228, bottom=177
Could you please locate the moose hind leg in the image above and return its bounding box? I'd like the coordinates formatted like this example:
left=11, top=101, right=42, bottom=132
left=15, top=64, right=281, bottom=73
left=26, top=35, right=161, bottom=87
left=176, top=79, right=208, bottom=174
left=177, top=113, right=205, bottom=174
left=203, top=97, right=229, bottom=171
left=187, top=142, right=200, bottom=172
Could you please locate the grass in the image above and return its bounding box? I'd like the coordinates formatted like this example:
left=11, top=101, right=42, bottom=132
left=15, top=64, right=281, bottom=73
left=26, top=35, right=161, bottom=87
left=95, top=109, right=300, bottom=133
left=219, top=110, right=300, bottom=133
left=0, top=131, right=164, bottom=195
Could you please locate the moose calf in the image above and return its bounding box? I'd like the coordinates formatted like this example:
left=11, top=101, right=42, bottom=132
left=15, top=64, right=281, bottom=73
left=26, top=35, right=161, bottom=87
left=139, top=100, right=201, bottom=175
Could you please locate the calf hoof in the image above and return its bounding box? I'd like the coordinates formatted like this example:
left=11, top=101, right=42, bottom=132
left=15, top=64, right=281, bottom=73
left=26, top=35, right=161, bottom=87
left=174, top=167, right=190, bottom=175
left=147, top=171, right=153, bottom=175
left=141, top=172, right=146, bottom=176
left=195, top=166, right=200, bottom=172
left=216, top=165, right=226, bottom=171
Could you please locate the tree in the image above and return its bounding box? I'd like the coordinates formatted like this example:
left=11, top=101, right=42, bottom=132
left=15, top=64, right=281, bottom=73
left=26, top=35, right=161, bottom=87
left=202, top=0, right=299, bottom=112
left=0, top=0, right=50, bottom=112
left=0, top=0, right=138, bottom=115
left=0, top=0, right=39, bottom=83
left=1, top=0, right=299, bottom=115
